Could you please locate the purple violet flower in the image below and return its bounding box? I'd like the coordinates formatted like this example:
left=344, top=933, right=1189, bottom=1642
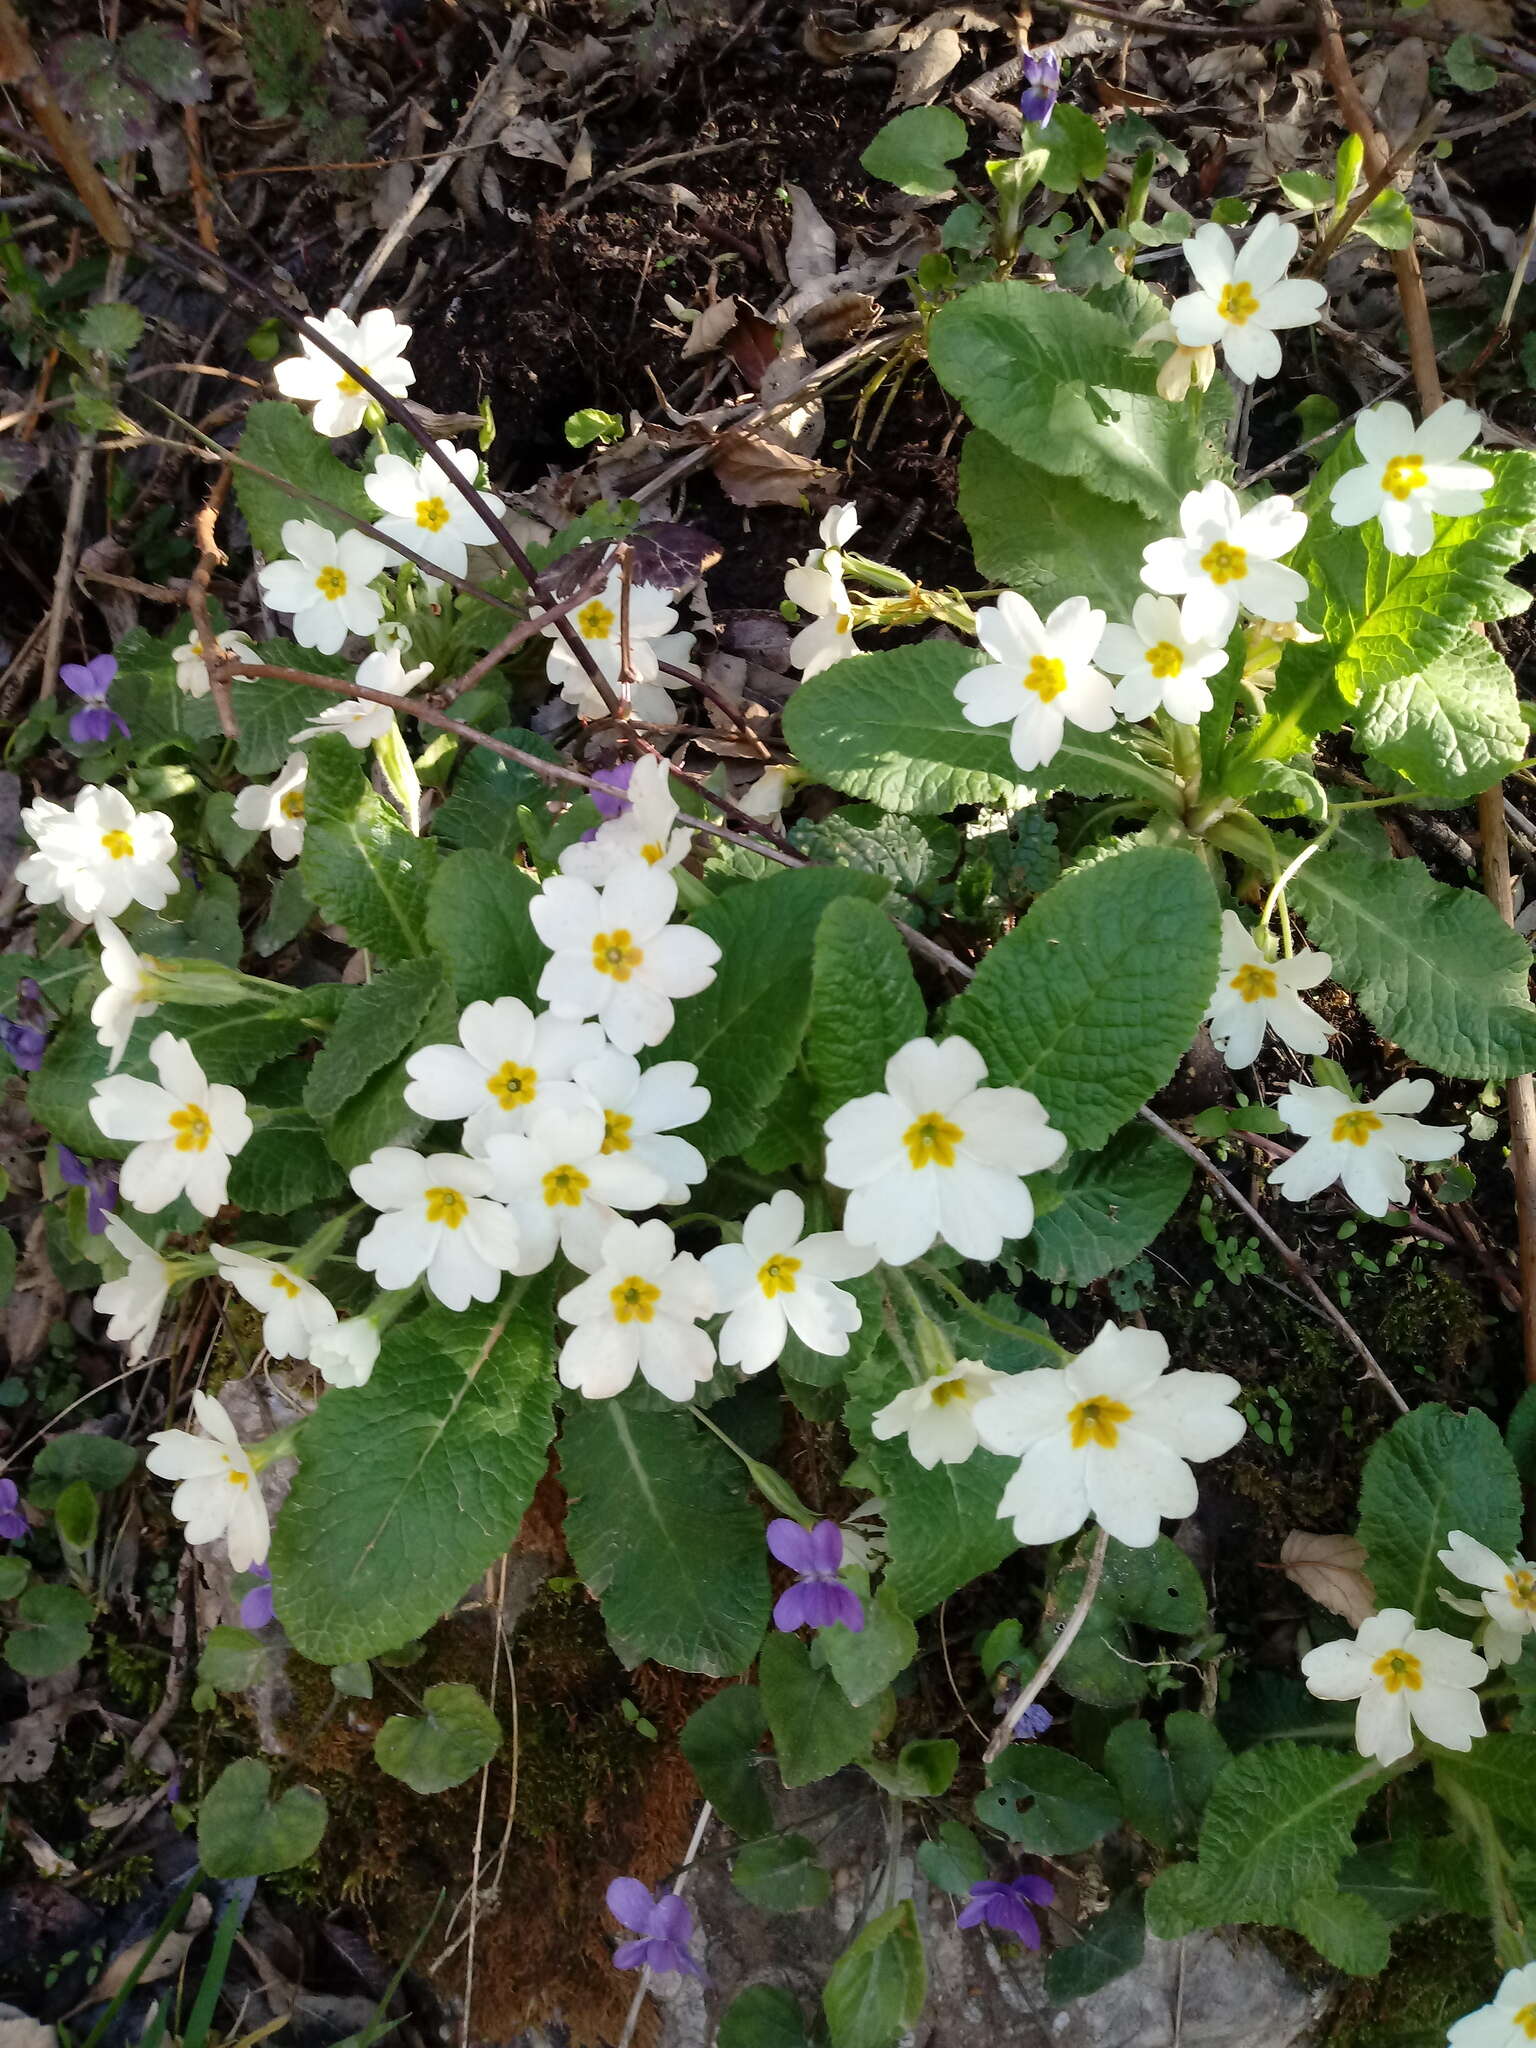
left=766, top=1518, right=864, bottom=1634
left=57, top=1146, right=118, bottom=1234
left=605, top=1878, right=703, bottom=1978
left=994, top=1690, right=1054, bottom=1743
left=60, top=653, right=128, bottom=747
left=0, top=1479, right=27, bottom=1544
left=0, top=1016, right=46, bottom=1072
left=1019, top=46, right=1062, bottom=128
left=957, top=1873, right=1055, bottom=1947
left=239, top=1562, right=274, bottom=1630
left=590, top=762, right=636, bottom=820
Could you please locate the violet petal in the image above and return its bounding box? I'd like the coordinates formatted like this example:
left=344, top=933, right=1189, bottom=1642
left=806, top=1519, right=844, bottom=1574
left=766, top=1517, right=818, bottom=1573
left=606, top=1876, right=656, bottom=1933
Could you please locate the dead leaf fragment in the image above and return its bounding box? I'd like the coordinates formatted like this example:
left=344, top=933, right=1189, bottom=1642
left=889, top=25, right=963, bottom=105
left=680, top=295, right=741, bottom=359
left=711, top=432, right=834, bottom=508
left=498, top=116, right=566, bottom=169
left=1280, top=1530, right=1377, bottom=1627
left=785, top=185, right=838, bottom=290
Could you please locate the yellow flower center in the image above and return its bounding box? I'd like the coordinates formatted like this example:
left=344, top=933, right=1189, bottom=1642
left=1229, top=962, right=1278, bottom=1003
left=487, top=1061, right=537, bottom=1110
left=225, top=1464, right=250, bottom=1490
left=578, top=600, right=615, bottom=641
left=100, top=829, right=134, bottom=860
left=1505, top=1569, right=1536, bottom=1613
left=1218, top=280, right=1261, bottom=325
left=593, top=929, right=644, bottom=981
left=1370, top=1648, right=1422, bottom=1693
left=1068, top=1396, right=1134, bottom=1449
left=611, top=1274, right=660, bottom=1323
left=1381, top=454, right=1427, bottom=502
left=336, top=373, right=363, bottom=396
left=1515, top=2007, right=1536, bottom=2041
left=602, top=1110, right=633, bottom=1155
left=169, top=1104, right=212, bottom=1153
left=424, top=1185, right=468, bottom=1228
left=1331, top=1110, right=1383, bottom=1147
left=270, top=1272, right=301, bottom=1300
left=543, top=1164, right=589, bottom=1208
left=1023, top=654, right=1067, bottom=703
left=930, top=1375, right=972, bottom=1408
left=279, top=789, right=306, bottom=821
left=315, top=565, right=348, bottom=600
left=415, top=495, right=451, bottom=531
left=757, top=1254, right=801, bottom=1298
left=1147, top=640, right=1184, bottom=679
left=903, top=1111, right=963, bottom=1170
left=1200, top=541, right=1248, bottom=584
left=641, top=841, right=666, bottom=864
left=835, top=615, right=851, bottom=635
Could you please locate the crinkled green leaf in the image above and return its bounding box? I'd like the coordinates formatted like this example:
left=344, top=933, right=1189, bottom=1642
left=231, top=648, right=349, bottom=776
left=1288, top=1889, right=1392, bottom=1975
left=227, top=1109, right=346, bottom=1215
left=1355, top=1403, right=1521, bottom=1624
left=300, top=734, right=437, bottom=962
left=1434, top=1735, right=1536, bottom=1834
left=434, top=729, right=562, bottom=856
left=959, top=429, right=1160, bottom=618
left=808, top=895, right=926, bottom=1119
left=822, top=1902, right=926, bottom=2048
left=1353, top=630, right=1524, bottom=800
left=425, top=847, right=545, bottom=1007
left=976, top=1746, right=1120, bottom=1853
left=374, top=1682, right=501, bottom=1792
left=793, top=806, right=957, bottom=896
left=1025, top=1122, right=1192, bottom=1285
left=235, top=401, right=378, bottom=553
left=759, top=1631, right=885, bottom=1787
left=198, top=1759, right=327, bottom=1878
left=304, top=958, right=444, bottom=1118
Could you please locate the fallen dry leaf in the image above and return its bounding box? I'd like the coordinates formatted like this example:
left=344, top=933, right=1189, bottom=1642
left=889, top=25, right=963, bottom=106
left=785, top=185, right=838, bottom=291
left=1280, top=1530, right=1377, bottom=1627
left=680, top=295, right=741, bottom=359
left=497, top=116, right=566, bottom=169
left=802, top=15, right=902, bottom=63
left=711, top=431, right=834, bottom=508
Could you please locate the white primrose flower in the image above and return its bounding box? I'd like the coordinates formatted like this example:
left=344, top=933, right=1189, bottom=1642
left=364, top=441, right=507, bottom=581
left=556, top=1215, right=715, bottom=1401
left=404, top=997, right=608, bottom=1153
left=530, top=863, right=721, bottom=1055
left=309, top=1317, right=382, bottom=1390
left=482, top=1085, right=667, bottom=1274
left=954, top=592, right=1114, bottom=773
left=1328, top=398, right=1492, bottom=558
left=1141, top=482, right=1309, bottom=645
left=1271, top=1078, right=1464, bottom=1217
left=974, top=1323, right=1246, bottom=1550
left=871, top=1358, right=1016, bottom=1470
left=823, top=1035, right=1066, bottom=1266
left=545, top=565, right=680, bottom=725
left=1448, top=1965, right=1536, bottom=2048
left=785, top=545, right=860, bottom=679
left=738, top=764, right=796, bottom=827
left=559, top=755, right=695, bottom=885
left=350, top=1147, right=521, bottom=1312
left=257, top=519, right=392, bottom=656
left=90, top=1032, right=252, bottom=1217
left=700, top=1190, right=878, bottom=1374
left=145, top=1390, right=269, bottom=1571
left=1204, top=911, right=1332, bottom=1069
left=568, top=1047, right=709, bottom=1203
left=212, top=1246, right=338, bottom=1363
left=94, top=1217, right=173, bottom=1363
left=18, top=785, right=179, bottom=922
left=232, top=752, right=308, bottom=862
left=1169, top=216, right=1326, bottom=384
left=272, top=306, right=415, bottom=438
left=1438, top=1530, right=1536, bottom=1670
left=1137, top=318, right=1218, bottom=403
left=171, top=627, right=255, bottom=698
left=1096, top=594, right=1229, bottom=725
left=1300, top=1609, right=1487, bottom=1766
left=92, top=917, right=160, bottom=1070
left=290, top=647, right=434, bottom=748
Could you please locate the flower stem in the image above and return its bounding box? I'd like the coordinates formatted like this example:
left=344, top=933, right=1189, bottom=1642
left=687, top=1404, right=816, bottom=1525
left=984, top=1524, right=1110, bottom=1765
left=912, top=1262, right=1069, bottom=1361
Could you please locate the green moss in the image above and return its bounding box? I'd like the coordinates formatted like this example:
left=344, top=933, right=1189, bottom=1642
left=1327, top=1914, right=1498, bottom=2046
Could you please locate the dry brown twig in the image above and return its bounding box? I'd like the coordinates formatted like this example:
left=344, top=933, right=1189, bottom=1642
left=0, top=0, right=131, bottom=250
left=1477, top=792, right=1536, bottom=1382
left=985, top=1527, right=1111, bottom=1764
left=185, top=466, right=238, bottom=740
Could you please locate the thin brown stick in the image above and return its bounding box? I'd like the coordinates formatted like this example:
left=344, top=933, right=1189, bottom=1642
left=1060, top=0, right=1536, bottom=77
left=1477, top=788, right=1536, bottom=1382
left=1141, top=1106, right=1408, bottom=1413
left=1464, top=196, right=1536, bottom=384
left=1314, top=0, right=1443, bottom=413
left=186, top=467, right=237, bottom=739
left=0, top=0, right=131, bottom=250
left=430, top=567, right=609, bottom=707
left=985, top=1527, right=1110, bottom=1765
left=1303, top=101, right=1446, bottom=279
left=180, top=0, right=218, bottom=254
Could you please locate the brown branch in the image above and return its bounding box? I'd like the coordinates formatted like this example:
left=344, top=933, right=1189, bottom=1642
left=0, top=0, right=131, bottom=251
left=984, top=1526, right=1110, bottom=1765
left=180, top=0, right=218, bottom=254
left=1463, top=195, right=1536, bottom=385
left=1477, top=787, right=1536, bottom=1383
left=1303, top=101, right=1446, bottom=280
left=186, top=467, right=237, bottom=740
left=430, top=567, right=609, bottom=708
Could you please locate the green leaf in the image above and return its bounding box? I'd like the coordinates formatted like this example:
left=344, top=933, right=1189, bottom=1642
left=374, top=1682, right=501, bottom=1792
left=1338, top=1841, right=1440, bottom=1928
left=1033, top=104, right=1108, bottom=191
left=227, top=1109, right=347, bottom=1215
left=732, top=1833, right=831, bottom=1912
left=235, top=401, right=377, bottom=554
left=928, top=280, right=1221, bottom=520
left=818, top=1582, right=918, bottom=1709
left=1295, top=824, right=1536, bottom=1080
left=0, top=1558, right=28, bottom=1601
left=32, top=1431, right=138, bottom=1496
left=77, top=302, right=144, bottom=361
left=680, top=1685, right=773, bottom=1839
left=54, top=1480, right=99, bottom=1551
left=231, top=646, right=350, bottom=775
left=425, top=848, right=545, bottom=1006
left=301, top=734, right=437, bottom=963
left=1434, top=1736, right=1536, bottom=1834
left=861, top=1431, right=1015, bottom=1618
left=664, top=866, right=887, bottom=1160
left=331, top=1661, right=373, bottom=1697
left=1025, top=1123, right=1192, bottom=1285
left=822, top=1902, right=926, bottom=2048
left=1357, top=188, right=1415, bottom=250
left=1356, top=1404, right=1521, bottom=1622
left=270, top=1282, right=556, bottom=1663
left=564, top=407, right=625, bottom=449
left=1044, top=1891, right=1146, bottom=2002
left=1446, top=31, right=1497, bottom=89
left=197, top=1758, right=327, bottom=1878
left=1052, top=1534, right=1209, bottom=1707
left=783, top=641, right=1173, bottom=815
left=959, top=430, right=1160, bottom=619
left=1166, top=1709, right=1231, bottom=1825
left=859, top=106, right=968, bottom=197
left=561, top=1402, right=770, bottom=1677
left=976, top=1746, right=1120, bottom=1853
left=1353, top=631, right=1524, bottom=800
left=759, top=1631, right=885, bottom=1788
left=949, top=844, right=1222, bottom=1150
left=793, top=807, right=957, bottom=896
left=808, top=896, right=926, bottom=1120
left=4, top=1583, right=93, bottom=1677
left=119, top=21, right=210, bottom=103
left=864, top=1738, right=958, bottom=1799
left=1278, top=170, right=1334, bottom=209
left=1288, top=1889, right=1392, bottom=1975
left=199, top=1625, right=267, bottom=1694
left=435, top=729, right=562, bottom=855
left=253, top=865, right=316, bottom=956
left=1104, top=1719, right=1178, bottom=1850
left=304, top=960, right=444, bottom=1118
left=719, top=1986, right=810, bottom=2048
left=916, top=1819, right=987, bottom=1897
